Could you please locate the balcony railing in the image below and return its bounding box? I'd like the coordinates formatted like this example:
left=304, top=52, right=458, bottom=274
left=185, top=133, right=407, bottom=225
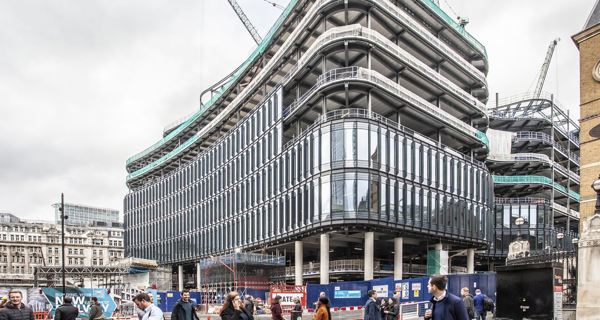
left=492, top=175, right=580, bottom=201
left=487, top=153, right=580, bottom=182
left=283, top=67, right=488, bottom=147
left=283, top=24, right=486, bottom=115
left=513, top=131, right=580, bottom=165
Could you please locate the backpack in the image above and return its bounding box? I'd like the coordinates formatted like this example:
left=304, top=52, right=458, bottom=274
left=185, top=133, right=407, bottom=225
left=483, top=296, right=494, bottom=312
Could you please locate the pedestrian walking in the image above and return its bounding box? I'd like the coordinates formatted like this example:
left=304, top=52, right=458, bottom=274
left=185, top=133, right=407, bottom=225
left=55, top=297, right=79, bottom=320
left=269, top=296, right=283, bottom=320
left=89, top=297, right=104, bottom=320
left=460, top=288, right=475, bottom=320
left=424, top=275, right=469, bottom=320
left=382, top=298, right=398, bottom=320
left=312, top=297, right=330, bottom=320
left=133, top=293, right=163, bottom=320
left=363, top=290, right=380, bottom=320
left=243, top=296, right=255, bottom=316
left=473, top=289, right=491, bottom=320
left=379, top=298, right=388, bottom=320
left=290, top=297, right=302, bottom=320
left=171, top=289, right=199, bottom=320
left=0, top=290, right=34, bottom=320
left=219, top=291, right=253, bottom=320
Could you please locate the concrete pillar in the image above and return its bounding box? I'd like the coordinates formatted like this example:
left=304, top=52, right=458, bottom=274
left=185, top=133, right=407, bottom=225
left=467, top=249, right=475, bottom=274
left=196, top=262, right=202, bottom=290
left=178, top=265, right=184, bottom=291
left=295, top=241, right=303, bottom=286
left=364, top=232, right=374, bottom=280
left=320, top=234, right=329, bottom=284
left=394, top=237, right=403, bottom=280
left=431, top=243, right=449, bottom=275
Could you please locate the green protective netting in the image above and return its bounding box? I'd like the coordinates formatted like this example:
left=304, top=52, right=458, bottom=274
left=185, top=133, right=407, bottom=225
left=420, top=0, right=487, bottom=58
left=492, top=175, right=580, bottom=201
left=426, top=250, right=440, bottom=276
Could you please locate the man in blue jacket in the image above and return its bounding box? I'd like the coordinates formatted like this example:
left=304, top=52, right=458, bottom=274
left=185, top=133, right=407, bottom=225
left=364, top=290, right=380, bottom=320
left=472, top=289, right=487, bottom=320
left=424, top=275, right=469, bottom=320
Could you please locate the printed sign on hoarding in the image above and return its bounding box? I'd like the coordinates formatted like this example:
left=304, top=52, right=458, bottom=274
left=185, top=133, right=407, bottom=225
left=333, top=290, right=362, bottom=299
left=42, top=288, right=116, bottom=318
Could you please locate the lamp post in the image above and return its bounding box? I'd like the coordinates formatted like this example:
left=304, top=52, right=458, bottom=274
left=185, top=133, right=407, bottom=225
left=59, top=193, right=68, bottom=295
left=592, top=174, right=600, bottom=214
left=515, top=217, right=525, bottom=240
left=557, top=232, right=565, bottom=252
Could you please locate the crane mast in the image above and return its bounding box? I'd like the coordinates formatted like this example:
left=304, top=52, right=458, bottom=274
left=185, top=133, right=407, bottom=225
left=227, top=0, right=263, bottom=45
left=534, top=38, right=560, bottom=98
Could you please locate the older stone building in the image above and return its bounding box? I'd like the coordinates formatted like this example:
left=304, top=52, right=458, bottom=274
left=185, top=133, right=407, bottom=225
left=573, top=1, right=600, bottom=222
left=0, top=213, right=124, bottom=287
left=572, top=1, right=600, bottom=318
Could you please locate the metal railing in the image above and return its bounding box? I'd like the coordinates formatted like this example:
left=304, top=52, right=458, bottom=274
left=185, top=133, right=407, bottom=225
left=487, top=152, right=580, bottom=182
left=283, top=67, right=488, bottom=147
left=126, top=0, right=488, bottom=170
left=419, top=0, right=487, bottom=57
left=506, top=250, right=577, bottom=307
left=494, top=198, right=580, bottom=219
left=488, top=93, right=580, bottom=145
left=492, top=175, right=580, bottom=201
left=513, top=131, right=580, bottom=165
left=283, top=24, right=487, bottom=115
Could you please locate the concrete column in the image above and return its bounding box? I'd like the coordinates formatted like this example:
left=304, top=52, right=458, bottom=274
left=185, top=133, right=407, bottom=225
left=432, top=243, right=449, bottom=275
left=178, top=265, right=184, bottom=291
left=467, top=249, right=475, bottom=274
left=295, top=241, right=303, bottom=286
left=196, top=262, right=202, bottom=290
left=320, top=234, right=329, bottom=284
left=364, top=232, right=374, bottom=281
left=394, top=237, right=403, bottom=280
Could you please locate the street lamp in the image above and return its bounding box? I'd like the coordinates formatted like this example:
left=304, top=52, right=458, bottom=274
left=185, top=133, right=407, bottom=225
left=557, top=232, right=565, bottom=251
left=592, top=174, right=600, bottom=214
left=59, top=193, right=68, bottom=295
left=515, top=217, right=525, bottom=240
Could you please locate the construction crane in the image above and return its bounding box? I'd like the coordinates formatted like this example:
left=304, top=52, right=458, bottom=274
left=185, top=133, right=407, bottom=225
left=533, top=38, right=560, bottom=98
left=227, top=0, right=263, bottom=45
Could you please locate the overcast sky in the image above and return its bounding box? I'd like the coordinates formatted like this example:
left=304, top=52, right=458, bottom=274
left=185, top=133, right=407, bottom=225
left=0, top=0, right=595, bottom=221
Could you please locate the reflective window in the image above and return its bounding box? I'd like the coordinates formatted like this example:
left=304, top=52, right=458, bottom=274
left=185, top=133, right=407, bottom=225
left=357, top=129, right=369, bottom=162
left=370, top=129, right=379, bottom=165
left=344, top=179, right=356, bottom=212
left=321, top=180, right=330, bottom=219
left=332, top=180, right=344, bottom=213
left=344, top=128, right=355, bottom=161
left=322, top=130, right=330, bottom=165
left=333, top=130, right=344, bottom=162
left=357, top=180, right=369, bottom=212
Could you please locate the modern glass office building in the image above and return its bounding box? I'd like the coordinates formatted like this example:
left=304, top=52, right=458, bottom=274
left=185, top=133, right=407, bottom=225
left=124, top=0, right=493, bottom=287
left=53, top=203, right=120, bottom=227
left=486, top=94, right=580, bottom=258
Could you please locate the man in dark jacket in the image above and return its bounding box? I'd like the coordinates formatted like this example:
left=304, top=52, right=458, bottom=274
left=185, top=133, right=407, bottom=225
left=88, top=297, right=103, bottom=320
left=0, top=291, right=33, bottom=320
left=461, top=288, right=475, bottom=319
left=363, top=290, right=380, bottom=320
left=424, top=275, right=469, bottom=320
left=55, top=297, right=79, bottom=320
left=171, top=290, right=199, bottom=320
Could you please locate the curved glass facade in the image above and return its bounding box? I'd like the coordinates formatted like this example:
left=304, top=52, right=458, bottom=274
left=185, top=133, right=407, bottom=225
left=124, top=88, right=493, bottom=264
